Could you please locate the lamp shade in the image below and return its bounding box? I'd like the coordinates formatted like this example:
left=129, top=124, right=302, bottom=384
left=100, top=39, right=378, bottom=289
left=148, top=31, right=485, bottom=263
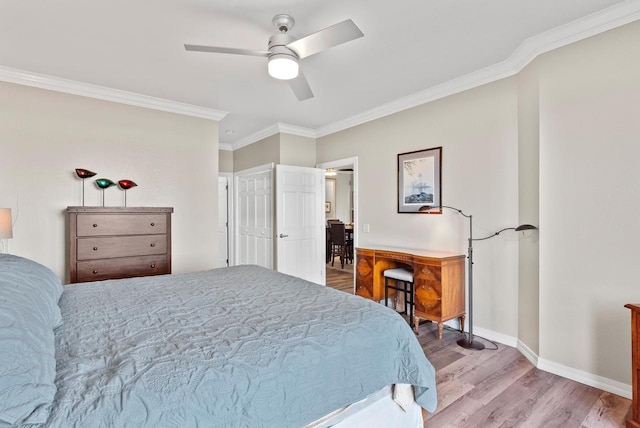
left=515, top=224, right=537, bottom=231
left=268, top=54, right=299, bottom=80
left=0, top=208, right=12, bottom=239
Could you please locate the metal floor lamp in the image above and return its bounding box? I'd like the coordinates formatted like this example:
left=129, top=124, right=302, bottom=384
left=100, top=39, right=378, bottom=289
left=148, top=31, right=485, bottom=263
left=419, top=204, right=537, bottom=350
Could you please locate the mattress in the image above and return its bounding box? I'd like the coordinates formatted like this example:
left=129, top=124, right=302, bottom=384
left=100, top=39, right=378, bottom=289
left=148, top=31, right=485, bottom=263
left=32, top=265, right=437, bottom=427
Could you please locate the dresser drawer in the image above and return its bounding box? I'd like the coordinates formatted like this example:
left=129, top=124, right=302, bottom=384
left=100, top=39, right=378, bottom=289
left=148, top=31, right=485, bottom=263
left=77, top=235, right=167, bottom=260
left=77, top=214, right=167, bottom=237
left=76, top=256, right=169, bottom=282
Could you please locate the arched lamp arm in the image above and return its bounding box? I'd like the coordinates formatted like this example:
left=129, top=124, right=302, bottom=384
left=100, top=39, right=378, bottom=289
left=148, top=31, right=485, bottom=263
left=473, top=228, right=516, bottom=241
left=419, top=205, right=471, bottom=218
left=472, top=224, right=538, bottom=241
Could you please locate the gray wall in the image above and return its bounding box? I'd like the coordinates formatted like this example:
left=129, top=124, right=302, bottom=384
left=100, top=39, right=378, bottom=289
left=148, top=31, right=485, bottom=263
left=316, top=20, right=640, bottom=389
left=517, top=60, right=541, bottom=355
left=233, top=134, right=280, bottom=172
left=536, top=21, right=640, bottom=385
left=219, top=149, right=234, bottom=172
left=232, top=133, right=316, bottom=172
left=0, top=81, right=220, bottom=281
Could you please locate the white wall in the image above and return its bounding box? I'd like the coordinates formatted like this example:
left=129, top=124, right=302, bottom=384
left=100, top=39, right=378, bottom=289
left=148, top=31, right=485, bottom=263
left=537, top=21, right=640, bottom=384
left=0, top=81, right=220, bottom=281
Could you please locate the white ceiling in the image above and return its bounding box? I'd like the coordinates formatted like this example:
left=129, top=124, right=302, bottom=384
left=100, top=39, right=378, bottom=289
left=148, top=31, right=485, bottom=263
left=0, top=0, right=637, bottom=148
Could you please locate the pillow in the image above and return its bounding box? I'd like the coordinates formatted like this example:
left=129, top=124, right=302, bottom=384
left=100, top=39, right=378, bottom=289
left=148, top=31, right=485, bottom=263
left=0, top=254, right=63, bottom=328
left=0, top=254, right=62, bottom=425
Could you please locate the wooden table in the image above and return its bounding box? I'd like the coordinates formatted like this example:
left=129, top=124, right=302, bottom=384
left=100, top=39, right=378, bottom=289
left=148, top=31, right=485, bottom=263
left=355, top=246, right=465, bottom=339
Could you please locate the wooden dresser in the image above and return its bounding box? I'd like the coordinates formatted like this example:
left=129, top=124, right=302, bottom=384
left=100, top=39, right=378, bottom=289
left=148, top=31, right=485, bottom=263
left=67, top=206, right=173, bottom=283
left=626, top=304, right=640, bottom=428
left=356, top=246, right=465, bottom=339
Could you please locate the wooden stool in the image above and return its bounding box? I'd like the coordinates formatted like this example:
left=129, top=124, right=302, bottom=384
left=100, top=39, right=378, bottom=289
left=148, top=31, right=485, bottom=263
left=383, top=268, right=414, bottom=329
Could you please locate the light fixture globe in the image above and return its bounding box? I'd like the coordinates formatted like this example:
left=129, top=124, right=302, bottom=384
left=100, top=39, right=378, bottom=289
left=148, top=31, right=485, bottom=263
left=268, top=54, right=299, bottom=80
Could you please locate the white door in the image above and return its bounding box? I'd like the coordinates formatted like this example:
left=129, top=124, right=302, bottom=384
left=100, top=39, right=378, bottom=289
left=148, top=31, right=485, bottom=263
left=276, top=164, right=325, bottom=285
left=215, top=176, right=229, bottom=268
left=235, top=165, right=273, bottom=268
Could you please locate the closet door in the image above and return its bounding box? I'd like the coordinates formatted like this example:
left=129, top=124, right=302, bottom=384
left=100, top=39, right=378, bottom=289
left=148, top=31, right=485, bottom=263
left=235, top=164, right=273, bottom=269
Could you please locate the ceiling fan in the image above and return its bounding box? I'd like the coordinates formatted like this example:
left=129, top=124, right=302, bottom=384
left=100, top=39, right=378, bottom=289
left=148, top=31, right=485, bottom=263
left=184, top=14, right=364, bottom=101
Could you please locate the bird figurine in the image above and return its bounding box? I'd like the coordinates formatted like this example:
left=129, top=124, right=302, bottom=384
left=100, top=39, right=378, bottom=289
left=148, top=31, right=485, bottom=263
left=117, top=180, right=138, bottom=206
left=95, top=178, right=116, bottom=206
left=74, top=168, right=97, bottom=206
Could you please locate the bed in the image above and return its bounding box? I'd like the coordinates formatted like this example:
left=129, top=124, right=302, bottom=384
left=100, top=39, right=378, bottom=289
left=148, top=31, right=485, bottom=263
left=0, top=254, right=437, bottom=427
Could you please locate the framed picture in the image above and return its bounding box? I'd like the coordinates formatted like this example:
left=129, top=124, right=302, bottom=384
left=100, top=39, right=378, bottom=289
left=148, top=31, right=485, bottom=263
left=397, top=147, right=442, bottom=213
left=325, top=201, right=332, bottom=213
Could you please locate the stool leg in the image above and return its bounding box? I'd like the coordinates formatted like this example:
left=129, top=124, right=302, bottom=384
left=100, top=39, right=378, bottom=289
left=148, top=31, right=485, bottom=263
left=384, top=277, right=389, bottom=308
left=409, top=281, right=414, bottom=329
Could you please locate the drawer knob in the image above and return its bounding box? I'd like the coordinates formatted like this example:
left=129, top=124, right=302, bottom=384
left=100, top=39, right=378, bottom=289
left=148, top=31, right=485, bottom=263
left=93, top=247, right=98, bottom=251
left=93, top=224, right=98, bottom=228
left=150, top=263, right=156, bottom=269
left=150, top=243, right=156, bottom=247
left=422, top=268, right=430, bottom=274
left=150, top=222, right=155, bottom=227
left=92, top=270, right=98, bottom=274
left=426, top=304, right=432, bottom=309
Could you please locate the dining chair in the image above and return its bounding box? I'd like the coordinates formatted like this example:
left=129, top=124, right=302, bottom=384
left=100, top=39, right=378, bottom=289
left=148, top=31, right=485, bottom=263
left=329, top=222, right=348, bottom=269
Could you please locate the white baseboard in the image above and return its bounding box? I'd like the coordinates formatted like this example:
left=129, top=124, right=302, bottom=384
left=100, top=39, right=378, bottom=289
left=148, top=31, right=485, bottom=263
left=471, top=326, right=519, bottom=348
left=537, top=357, right=632, bottom=399
left=516, top=340, right=539, bottom=367
left=466, top=326, right=632, bottom=399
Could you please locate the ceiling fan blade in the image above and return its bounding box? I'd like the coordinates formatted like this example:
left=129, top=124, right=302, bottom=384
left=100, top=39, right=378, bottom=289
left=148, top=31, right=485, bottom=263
left=288, top=72, right=314, bottom=101
left=287, top=19, right=363, bottom=59
left=184, top=44, right=269, bottom=57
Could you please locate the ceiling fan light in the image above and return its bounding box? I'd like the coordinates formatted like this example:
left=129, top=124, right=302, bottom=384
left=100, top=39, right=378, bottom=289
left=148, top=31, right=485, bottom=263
left=268, top=54, right=299, bottom=80
left=325, top=168, right=337, bottom=176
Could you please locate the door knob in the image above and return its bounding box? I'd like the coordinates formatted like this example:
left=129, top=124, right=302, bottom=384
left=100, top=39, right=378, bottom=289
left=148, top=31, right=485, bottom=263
left=279, top=234, right=289, bottom=238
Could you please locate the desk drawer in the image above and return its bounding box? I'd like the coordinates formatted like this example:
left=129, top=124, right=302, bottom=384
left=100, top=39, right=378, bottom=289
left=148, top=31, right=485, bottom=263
left=77, top=214, right=167, bottom=237
left=414, top=264, right=442, bottom=317
left=355, top=253, right=374, bottom=299
left=77, top=235, right=167, bottom=260
left=76, top=256, right=169, bottom=282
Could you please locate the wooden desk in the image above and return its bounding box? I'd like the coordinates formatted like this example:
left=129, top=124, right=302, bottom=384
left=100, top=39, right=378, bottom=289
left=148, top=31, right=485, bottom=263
left=355, top=246, right=465, bottom=339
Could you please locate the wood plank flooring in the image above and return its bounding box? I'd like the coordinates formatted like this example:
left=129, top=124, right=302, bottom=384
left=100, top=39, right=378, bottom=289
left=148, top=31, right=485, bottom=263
left=325, top=261, right=354, bottom=294
left=325, top=268, right=632, bottom=427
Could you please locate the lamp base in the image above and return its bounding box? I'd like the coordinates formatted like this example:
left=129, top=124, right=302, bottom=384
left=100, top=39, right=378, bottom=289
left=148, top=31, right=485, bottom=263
left=457, top=337, right=485, bottom=350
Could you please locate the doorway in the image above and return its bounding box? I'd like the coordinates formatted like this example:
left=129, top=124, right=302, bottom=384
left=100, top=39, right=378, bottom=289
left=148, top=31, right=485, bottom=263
left=317, top=156, right=358, bottom=294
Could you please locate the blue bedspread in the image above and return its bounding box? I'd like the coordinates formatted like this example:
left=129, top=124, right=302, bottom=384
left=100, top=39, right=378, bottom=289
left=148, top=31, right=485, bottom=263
left=47, top=265, right=436, bottom=427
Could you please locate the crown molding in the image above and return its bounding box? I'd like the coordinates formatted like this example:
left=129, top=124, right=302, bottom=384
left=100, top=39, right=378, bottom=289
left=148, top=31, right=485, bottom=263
left=315, top=1, right=640, bottom=139
left=275, top=122, right=318, bottom=139
left=0, top=65, right=228, bottom=121
left=230, top=122, right=317, bottom=150
left=218, top=143, right=233, bottom=151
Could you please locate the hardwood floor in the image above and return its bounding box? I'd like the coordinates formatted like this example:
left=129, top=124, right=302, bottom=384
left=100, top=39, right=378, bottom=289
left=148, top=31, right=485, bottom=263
left=325, top=261, right=354, bottom=294
left=325, top=270, right=632, bottom=427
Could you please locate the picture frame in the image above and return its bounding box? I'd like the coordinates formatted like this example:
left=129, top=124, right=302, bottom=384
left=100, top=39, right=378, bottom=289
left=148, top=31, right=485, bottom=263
left=325, top=201, right=332, bottom=213
left=397, top=147, right=442, bottom=213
